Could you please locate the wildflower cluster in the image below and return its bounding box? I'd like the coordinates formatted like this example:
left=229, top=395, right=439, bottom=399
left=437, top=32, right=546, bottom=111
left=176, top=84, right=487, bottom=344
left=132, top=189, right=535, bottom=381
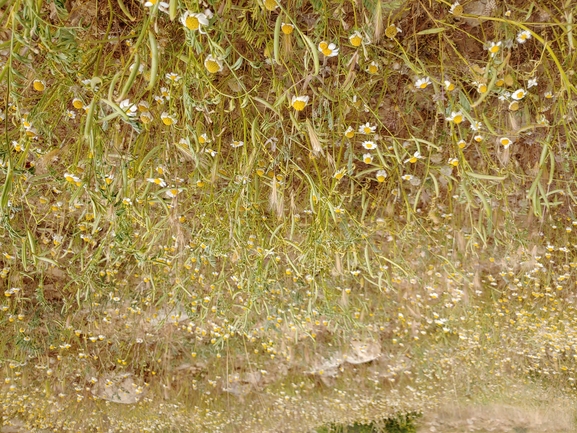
left=0, top=0, right=574, bottom=430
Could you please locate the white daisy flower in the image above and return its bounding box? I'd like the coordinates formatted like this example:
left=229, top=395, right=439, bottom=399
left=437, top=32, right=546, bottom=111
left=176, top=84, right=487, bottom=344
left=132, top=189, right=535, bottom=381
left=499, top=137, right=512, bottom=149
left=415, top=77, right=431, bottom=89
left=516, top=30, right=531, bottom=44
left=119, top=99, right=137, bottom=117
left=404, top=151, right=424, bottom=164
left=344, top=126, right=355, bottom=138
left=511, top=88, right=526, bottom=100
left=165, top=72, right=181, bottom=82
left=291, top=96, right=309, bottom=111
left=166, top=187, right=183, bottom=198
left=160, top=112, right=177, bottom=126
left=470, top=120, right=483, bottom=131
left=147, top=178, right=167, bottom=187
left=487, top=41, right=502, bottom=56
left=349, top=31, right=363, bottom=47
left=204, top=55, right=223, bottom=74
left=446, top=111, right=464, bottom=124
left=449, top=1, right=462, bottom=15
left=144, top=0, right=168, bottom=10
left=362, top=141, right=377, bottom=150
left=318, top=41, right=339, bottom=57
left=64, top=173, right=81, bottom=184
left=358, top=122, right=376, bottom=135
left=129, top=63, right=145, bottom=74
left=180, top=11, right=209, bottom=33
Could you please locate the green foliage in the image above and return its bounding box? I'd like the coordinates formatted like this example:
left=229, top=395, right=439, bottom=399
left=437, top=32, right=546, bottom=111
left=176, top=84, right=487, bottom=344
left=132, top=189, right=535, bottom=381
left=383, top=412, right=420, bottom=433
left=317, top=412, right=421, bottom=433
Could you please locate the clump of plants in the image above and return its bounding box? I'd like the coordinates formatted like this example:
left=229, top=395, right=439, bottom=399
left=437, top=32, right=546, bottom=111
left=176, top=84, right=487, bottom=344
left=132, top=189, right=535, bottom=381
left=1, top=0, right=577, bottom=431
left=317, top=412, right=421, bottom=433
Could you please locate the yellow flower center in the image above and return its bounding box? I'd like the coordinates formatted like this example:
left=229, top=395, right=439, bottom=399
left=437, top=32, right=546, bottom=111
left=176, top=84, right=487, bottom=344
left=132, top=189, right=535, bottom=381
left=263, top=0, right=278, bottom=11
left=500, top=138, right=511, bottom=146
left=364, top=156, right=372, bottom=163
left=377, top=175, right=386, bottom=183
left=458, top=140, right=466, bottom=149
left=509, top=101, right=519, bottom=111
left=385, top=25, right=398, bottom=39
left=322, top=48, right=332, bottom=56
left=345, top=130, right=354, bottom=139
left=33, top=80, right=45, bottom=92
left=140, top=113, right=152, bottom=124
left=478, top=84, right=488, bottom=93
left=162, top=116, right=173, bottom=126
left=446, top=82, right=455, bottom=91
left=350, top=34, right=362, bottom=47
left=199, top=135, right=207, bottom=144
left=363, top=127, right=371, bottom=134
left=281, top=24, right=294, bottom=35
left=334, top=171, right=344, bottom=180
left=451, top=5, right=463, bottom=16
left=318, top=42, right=328, bottom=51
left=205, top=59, right=221, bottom=74
left=72, top=99, right=84, bottom=109
left=368, top=64, right=378, bottom=74
left=419, top=82, right=428, bottom=89
left=292, top=100, right=306, bottom=111
left=409, top=156, right=417, bottom=164
left=453, top=114, right=463, bottom=124
left=185, top=16, right=200, bottom=30
left=489, top=45, right=500, bottom=54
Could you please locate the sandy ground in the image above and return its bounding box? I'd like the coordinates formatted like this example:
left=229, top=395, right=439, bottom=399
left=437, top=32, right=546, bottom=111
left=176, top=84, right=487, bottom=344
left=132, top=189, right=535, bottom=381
left=419, top=402, right=576, bottom=433
left=2, top=385, right=575, bottom=432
